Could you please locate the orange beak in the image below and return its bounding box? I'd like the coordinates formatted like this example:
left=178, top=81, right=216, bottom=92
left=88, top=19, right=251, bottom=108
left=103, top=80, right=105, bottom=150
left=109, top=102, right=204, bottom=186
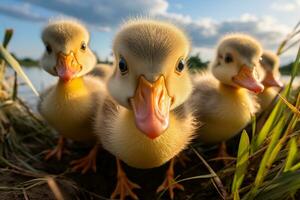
left=130, top=76, right=172, bottom=139
left=56, top=52, right=81, bottom=82
left=262, top=71, right=283, bottom=88
left=232, top=65, right=264, bottom=93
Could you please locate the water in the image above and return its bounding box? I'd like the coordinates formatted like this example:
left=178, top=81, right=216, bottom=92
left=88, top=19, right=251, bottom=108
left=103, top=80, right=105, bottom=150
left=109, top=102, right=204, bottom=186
left=6, top=67, right=56, bottom=110
left=5, top=67, right=300, bottom=112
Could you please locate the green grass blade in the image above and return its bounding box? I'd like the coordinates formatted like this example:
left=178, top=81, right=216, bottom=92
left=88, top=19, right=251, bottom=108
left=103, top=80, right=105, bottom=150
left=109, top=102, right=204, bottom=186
left=284, top=138, right=298, bottom=172
left=278, top=94, right=300, bottom=117
left=253, top=99, right=283, bottom=152
left=253, top=43, right=300, bottom=151
left=254, top=171, right=300, bottom=200
left=231, top=130, right=250, bottom=196
left=0, top=44, right=39, bottom=97
left=250, top=115, right=257, bottom=154
left=290, top=162, right=300, bottom=171
left=248, top=117, right=286, bottom=199
left=233, top=191, right=240, bottom=200
left=267, top=96, right=299, bottom=169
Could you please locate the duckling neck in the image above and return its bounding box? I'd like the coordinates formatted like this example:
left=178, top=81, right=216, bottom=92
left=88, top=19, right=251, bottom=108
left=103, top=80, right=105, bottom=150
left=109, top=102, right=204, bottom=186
left=55, top=77, right=89, bottom=99
left=219, top=83, right=245, bottom=94
left=57, top=77, right=86, bottom=92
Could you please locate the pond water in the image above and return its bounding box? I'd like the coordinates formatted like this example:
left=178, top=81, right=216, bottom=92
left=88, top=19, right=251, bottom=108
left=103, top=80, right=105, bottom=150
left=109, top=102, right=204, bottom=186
left=5, top=66, right=300, bottom=112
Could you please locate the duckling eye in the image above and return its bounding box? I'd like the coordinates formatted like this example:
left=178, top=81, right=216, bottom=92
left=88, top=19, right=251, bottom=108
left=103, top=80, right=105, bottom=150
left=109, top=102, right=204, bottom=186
left=176, top=59, right=185, bottom=73
left=224, top=53, right=233, bottom=63
left=80, top=42, right=87, bottom=51
left=45, top=44, right=52, bottom=54
left=119, top=57, right=128, bottom=75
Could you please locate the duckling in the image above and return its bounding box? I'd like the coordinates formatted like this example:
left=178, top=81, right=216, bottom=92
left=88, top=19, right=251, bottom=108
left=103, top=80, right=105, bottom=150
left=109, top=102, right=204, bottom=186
left=94, top=19, right=195, bottom=199
left=38, top=19, right=105, bottom=173
left=190, top=33, right=264, bottom=148
left=257, top=50, right=283, bottom=111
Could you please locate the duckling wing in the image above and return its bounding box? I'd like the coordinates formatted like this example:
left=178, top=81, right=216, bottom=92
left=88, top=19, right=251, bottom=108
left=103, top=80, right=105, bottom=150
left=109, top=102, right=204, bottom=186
left=189, top=72, right=221, bottom=118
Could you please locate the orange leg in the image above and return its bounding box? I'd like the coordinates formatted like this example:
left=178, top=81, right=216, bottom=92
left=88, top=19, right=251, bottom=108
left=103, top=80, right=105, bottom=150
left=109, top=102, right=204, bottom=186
left=156, top=158, right=184, bottom=199
left=70, top=145, right=99, bottom=174
left=111, top=159, right=141, bottom=200
left=44, top=136, right=66, bottom=161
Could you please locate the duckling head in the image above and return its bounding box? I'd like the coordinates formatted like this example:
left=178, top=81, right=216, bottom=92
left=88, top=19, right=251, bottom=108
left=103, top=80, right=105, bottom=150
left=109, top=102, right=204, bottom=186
left=108, top=19, right=192, bottom=139
left=211, top=33, right=264, bottom=93
left=40, top=19, right=96, bottom=82
left=259, top=50, right=283, bottom=88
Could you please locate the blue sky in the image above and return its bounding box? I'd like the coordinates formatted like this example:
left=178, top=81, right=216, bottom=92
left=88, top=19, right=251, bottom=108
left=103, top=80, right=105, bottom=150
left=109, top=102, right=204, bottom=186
left=0, top=0, right=299, bottom=64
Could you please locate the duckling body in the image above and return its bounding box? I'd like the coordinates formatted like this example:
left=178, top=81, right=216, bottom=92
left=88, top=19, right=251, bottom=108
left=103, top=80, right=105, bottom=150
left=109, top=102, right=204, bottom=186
left=97, top=97, right=194, bottom=168
left=191, top=73, right=257, bottom=143
left=39, top=76, right=105, bottom=143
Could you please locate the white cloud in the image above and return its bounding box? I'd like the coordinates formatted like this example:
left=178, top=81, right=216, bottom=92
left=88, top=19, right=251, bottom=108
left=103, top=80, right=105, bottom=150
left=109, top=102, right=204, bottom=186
left=160, top=12, right=289, bottom=48
left=19, top=0, right=168, bottom=29
left=0, top=3, right=46, bottom=22
left=271, top=1, right=299, bottom=12
left=0, top=0, right=296, bottom=63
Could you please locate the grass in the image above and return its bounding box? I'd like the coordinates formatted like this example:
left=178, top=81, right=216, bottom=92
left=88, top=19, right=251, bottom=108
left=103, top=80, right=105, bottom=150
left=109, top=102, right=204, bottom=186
left=0, top=23, right=299, bottom=200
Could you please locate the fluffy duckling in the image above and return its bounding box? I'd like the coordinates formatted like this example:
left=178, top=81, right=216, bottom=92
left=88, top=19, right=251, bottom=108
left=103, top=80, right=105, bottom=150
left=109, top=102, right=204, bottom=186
left=94, top=19, right=195, bottom=199
left=38, top=19, right=105, bottom=173
left=190, top=33, right=264, bottom=148
left=257, top=50, right=283, bottom=111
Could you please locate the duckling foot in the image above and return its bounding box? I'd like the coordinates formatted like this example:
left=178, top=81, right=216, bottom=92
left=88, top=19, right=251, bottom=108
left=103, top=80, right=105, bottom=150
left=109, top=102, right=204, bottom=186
left=111, top=159, right=141, bottom=200
left=70, top=145, right=99, bottom=174
left=44, top=136, right=68, bottom=160
left=156, top=158, right=184, bottom=199
left=176, top=152, right=191, bottom=168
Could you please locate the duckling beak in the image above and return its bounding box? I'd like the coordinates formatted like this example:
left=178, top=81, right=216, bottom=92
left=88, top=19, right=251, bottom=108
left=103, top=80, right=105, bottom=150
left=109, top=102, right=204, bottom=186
left=130, top=75, right=172, bottom=139
left=56, top=52, right=81, bottom=82
left=262, top=71, right=283, bottom=88
left=232, top=65, right=264, bottom=93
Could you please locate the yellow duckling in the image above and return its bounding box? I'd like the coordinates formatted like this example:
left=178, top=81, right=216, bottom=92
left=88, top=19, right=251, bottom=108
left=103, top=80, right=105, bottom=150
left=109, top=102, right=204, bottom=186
left=257, top=50, right=283, bottom=111
left=38, top=19, right=105, bottom=173
left=190, top=33, right=264, bottom=148
left=94, top=19, right=195, bottom=199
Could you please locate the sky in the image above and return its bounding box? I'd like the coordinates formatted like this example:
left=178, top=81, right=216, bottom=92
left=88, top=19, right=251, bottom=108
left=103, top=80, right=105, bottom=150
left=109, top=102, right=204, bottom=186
left=0, top=0, right=300, bottom=64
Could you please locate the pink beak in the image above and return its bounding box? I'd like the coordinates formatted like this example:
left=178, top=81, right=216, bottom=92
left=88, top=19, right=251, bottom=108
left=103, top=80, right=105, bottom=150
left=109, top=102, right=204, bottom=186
left=56, top=52, right=81, bottom=82
left=262, top=71, right=284, bottom=88
left=232, top=65, right=264, bottom=93
left=130, top=76, right=172, bottom=139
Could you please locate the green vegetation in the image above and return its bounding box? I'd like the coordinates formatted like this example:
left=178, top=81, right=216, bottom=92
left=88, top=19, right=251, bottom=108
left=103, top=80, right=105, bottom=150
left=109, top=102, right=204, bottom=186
left=187, top=53, right=209, bottom=70
left=280, top=61, right=300, bottom=75
left=18, top=57, right=39, bottom=67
